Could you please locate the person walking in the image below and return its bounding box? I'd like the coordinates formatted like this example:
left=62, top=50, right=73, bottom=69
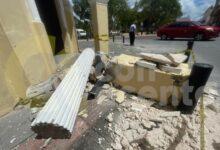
left=129, top=23, right=136, bottom=46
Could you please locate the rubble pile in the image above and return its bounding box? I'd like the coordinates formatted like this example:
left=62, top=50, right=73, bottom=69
left=100, top=85, right=219, bottom=150
left=13, top=52, right=219, bottom=149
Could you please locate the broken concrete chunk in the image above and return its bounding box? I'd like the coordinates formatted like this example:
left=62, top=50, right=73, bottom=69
left=206, top=103, right=218, bottom=112
left=140, top=53, right=173, bottom=65
left=131, top=103, right=146, bottom=112
left=97, top=95, right=107, bottom=105
left=102, top=84, right=111, bottom=90
left=142, top=121, right=156, bottom=130
left=121, top=120, right=130, bottom=131
left=121, top=137, right=131, bottom=149
left=163, top=125, right=175, bottom=136
left=166, top=53, right=187, bottom=66
left=111, top=142, right=122, bottom=150
left=136, top=60, right=157, bottom=70
left=130, top=95, right=138, bottom=100
left=160, top=111, right=181, bottom=118
left=89, top=66, right=97, bottom=83
left=106, top=113, right=114, bottom=122
left=26, top=75, right=61, bottom=99
left=115, top=90, right=125, bottom=104
left=204, top=87, right=219, bottom=97
left=123, top=129, right=139, bottom=143
left=129, top=121, right=140, bottom=130
left=159, top=65, right=182, bottom=74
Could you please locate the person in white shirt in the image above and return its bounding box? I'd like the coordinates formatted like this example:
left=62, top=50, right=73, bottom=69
left=129, top=23, right=136, bottom=46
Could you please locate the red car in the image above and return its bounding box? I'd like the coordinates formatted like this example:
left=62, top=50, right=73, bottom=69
left=157, top=21, right=219, bottom=40
left=214, top=26, right=220, bottom=34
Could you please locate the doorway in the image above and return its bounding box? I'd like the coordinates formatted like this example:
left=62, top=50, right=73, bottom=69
left=35, top=0, right=64, bottom=54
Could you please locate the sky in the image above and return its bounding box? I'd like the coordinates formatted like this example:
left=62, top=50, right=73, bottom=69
left=128, top=0, right=216, bottom=20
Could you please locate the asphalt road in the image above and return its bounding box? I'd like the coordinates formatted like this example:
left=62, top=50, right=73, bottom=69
left=79, top=35, right=220, bottom=90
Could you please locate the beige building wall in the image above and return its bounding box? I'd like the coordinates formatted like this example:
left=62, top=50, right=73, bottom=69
left=0, top=24, right=29, bottom=117
left=0, top=0, right=82, bottom=116
left=89, top=0, right=109, bottom=54
left=0, top=0, right=56, bottom=85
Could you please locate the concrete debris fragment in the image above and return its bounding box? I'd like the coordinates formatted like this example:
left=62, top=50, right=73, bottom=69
left=106, top=113, right=114, bottom=122
left=89, top=66, right=97, bottom=83
left=121, top=120, right=130, bottom=131
left=166, top=53, right=187, bottom=66
left=121, top=137, right=130, bottom=149
left=31, top=107, right=41, bottom=114
left=140, top=53, right=173, bottom=65
left=97, top=95, right=107, bottom=104
left=159, top=65, right=182, bottom=74
left=98, top=137, right=105, bottom=145
left=159, top=111, right=181, bottom=117
left=26, top=75, right=61, bottom=99
left=102, top=84, right=111, bottom=90
left=136, top=60, right=157, bottom=70
left=40, top=138, right=52, bottom=149
left=129, top=121, right=140, bottom=130
left=163, top=125, right=174, bottom=136
left=130, top=96, right=138, bottom=100
left=204, top=98, right=218, bottom=113
left=115, top=90, right=125, bottom=104
left=204, top=87, right=219, bottom=97
left=142, top=121, right=156, bottom=130
left=124, top=129, right=140, bottom=143
left=111, top=142, right=122, bottom=150
left=130, top=103, right=146, bottom=112
left=10, top=137, right=16, bottom=144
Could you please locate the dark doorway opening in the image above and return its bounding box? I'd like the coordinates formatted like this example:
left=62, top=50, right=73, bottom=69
left=35, top=0, right=64, bottom=54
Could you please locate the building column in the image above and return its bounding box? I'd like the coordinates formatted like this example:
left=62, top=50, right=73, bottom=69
left=89, top=0, right=109, bottom=54
left=0, top=24, right=29, bottom=116
left=0, top=0, right=56, bottom=85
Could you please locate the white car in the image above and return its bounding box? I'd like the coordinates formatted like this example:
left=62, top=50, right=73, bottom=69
left=76, top=29, right=87, bottom=38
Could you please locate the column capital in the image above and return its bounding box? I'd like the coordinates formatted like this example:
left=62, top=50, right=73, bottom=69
left=89, top=0, right=109, bottom=5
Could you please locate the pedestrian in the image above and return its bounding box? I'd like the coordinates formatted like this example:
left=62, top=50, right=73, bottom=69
left=129, top=23, right=136, bottom=46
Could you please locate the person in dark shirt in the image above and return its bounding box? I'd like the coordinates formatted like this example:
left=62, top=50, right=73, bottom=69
left=129, top=23, right=136, bottom=46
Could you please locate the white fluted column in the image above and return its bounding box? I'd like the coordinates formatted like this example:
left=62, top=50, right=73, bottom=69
left=31, top=48, right=95, bottom=138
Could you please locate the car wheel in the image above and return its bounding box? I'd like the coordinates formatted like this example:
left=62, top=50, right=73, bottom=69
left=161, top=34, right=168, bottom=40
left=194, top=33, right=204, bottom=41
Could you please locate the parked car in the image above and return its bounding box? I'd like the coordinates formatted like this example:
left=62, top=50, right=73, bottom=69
left=157, top=21, right=219, bottom=40
left=76, top=29, right=87, bottom=38
left=213, top=26, right=220, bottom=34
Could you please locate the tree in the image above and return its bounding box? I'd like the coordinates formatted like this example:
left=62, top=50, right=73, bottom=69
left=72, top=0, right=91, bottom=36
left=138, top=0, right=182, bottom=32
left=108, top=0, right=129, bottom=31
left=72, top=0, right=90, bottom=21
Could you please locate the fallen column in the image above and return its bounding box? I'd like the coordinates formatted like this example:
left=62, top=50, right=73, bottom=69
left=31, top=48, right=95, bottom=138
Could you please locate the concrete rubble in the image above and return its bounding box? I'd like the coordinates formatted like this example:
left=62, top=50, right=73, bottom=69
left=140, top=53, right=173, bottom=65
left=135, top=60, right=157, bottom=70
left=166, top=53, right=188, bottom=66
left=1, top=50, right=219, bottom=149
left=99, top=84, right=220, bottom=150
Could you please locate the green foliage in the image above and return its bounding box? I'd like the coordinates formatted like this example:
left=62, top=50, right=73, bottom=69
left=72, top=0, right=182, bottom=32
left=72, top=0, right=91, bottom=34
left=139, top=0, right=182, bottom=31
left=108, top=0, right=128, bottom=30
left=72, top=0, right=90, bottom=20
